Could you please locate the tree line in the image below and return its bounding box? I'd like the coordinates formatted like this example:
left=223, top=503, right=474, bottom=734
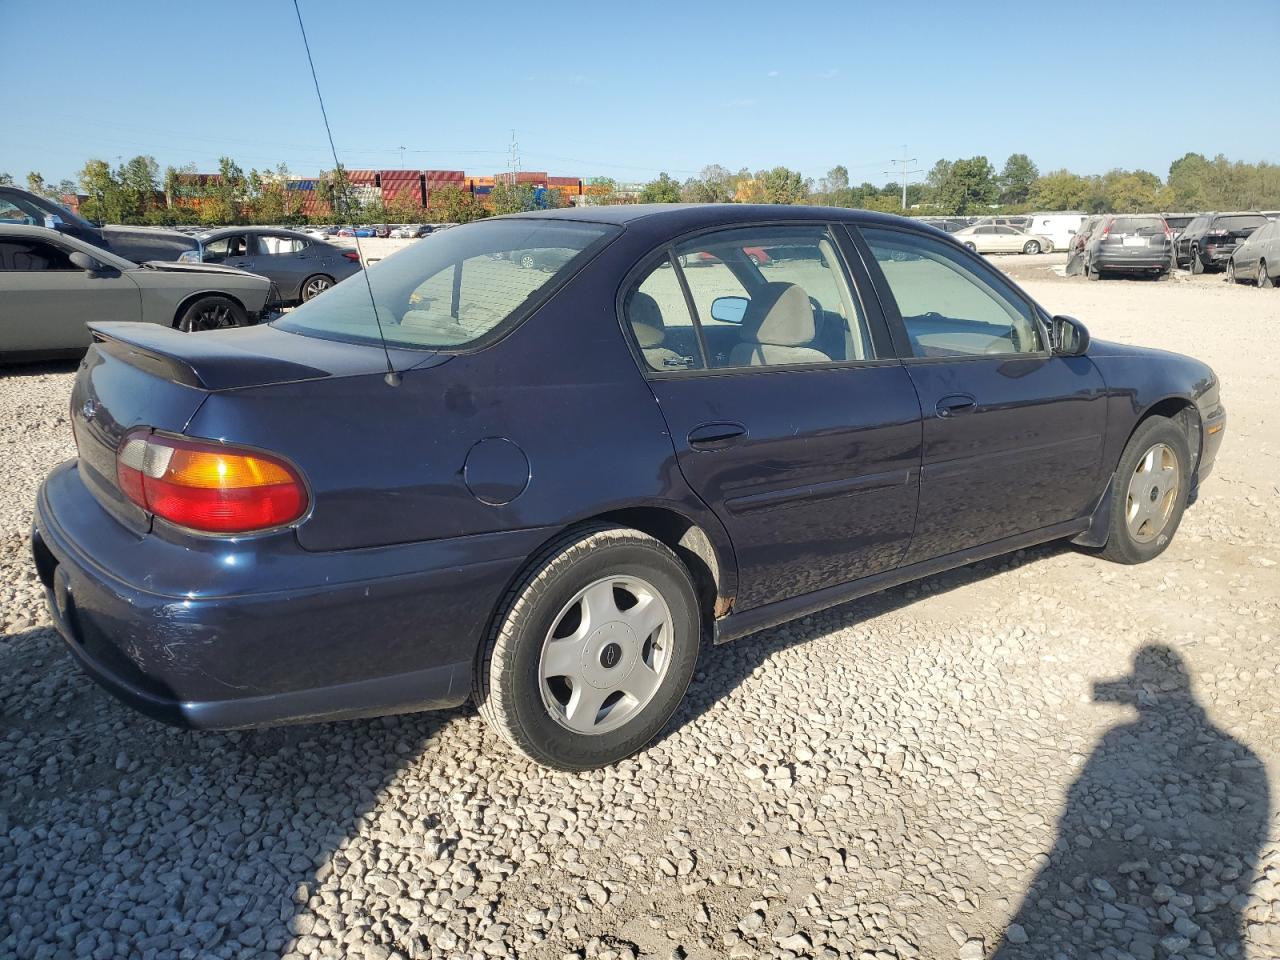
left=4, top=151, right=1278, bottom=226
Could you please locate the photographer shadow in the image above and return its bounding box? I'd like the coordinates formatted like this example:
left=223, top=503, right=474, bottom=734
left=992, top=644, right=1270, bottom=958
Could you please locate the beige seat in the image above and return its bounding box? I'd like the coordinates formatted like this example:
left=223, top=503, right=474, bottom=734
left=727, top=282, right=829, bottom=367
left=629, top=292, right=683, bottom=370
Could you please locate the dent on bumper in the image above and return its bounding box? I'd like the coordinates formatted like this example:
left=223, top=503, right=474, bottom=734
left=32, top=463, right=550, bottom=728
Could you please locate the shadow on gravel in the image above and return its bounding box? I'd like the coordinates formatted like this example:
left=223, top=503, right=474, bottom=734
left=0, top=359, right=81, bottom=379
left=991, top=644, right=1270, bottom=958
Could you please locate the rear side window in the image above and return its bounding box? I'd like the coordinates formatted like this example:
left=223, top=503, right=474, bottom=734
left=1215, top=215, right=1267, bottom=232
left=258, top=235, right=308, bottom=255
left=861, top=227, right=1042, bottom=358
left=276, top=219, right=618, bottom=350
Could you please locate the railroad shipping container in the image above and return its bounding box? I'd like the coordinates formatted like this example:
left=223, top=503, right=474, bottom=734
left=346, top=170, right=378, bottom=185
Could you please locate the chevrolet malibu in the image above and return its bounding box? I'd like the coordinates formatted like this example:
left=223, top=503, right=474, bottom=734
left=32, top=205, right=1226, bottom=770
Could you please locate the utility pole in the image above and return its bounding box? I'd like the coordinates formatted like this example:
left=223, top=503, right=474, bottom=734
left=506, top=129, right=521, bottom=185
left=885, top=145, right=922, bottom=211
left=398, top=145, right=406, bottom=168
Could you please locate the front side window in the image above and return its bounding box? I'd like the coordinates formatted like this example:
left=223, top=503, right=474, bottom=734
left=0, top=200, right=34, bottom=224
left=203, top=235, right=249, bottom=262
left=860, top=227, right=1042, bottom=358
left=668, top=225, right=873, bottom=369
left=0, top=239, right=76, bottom=271
left=276, top=218, right=618, bottom=350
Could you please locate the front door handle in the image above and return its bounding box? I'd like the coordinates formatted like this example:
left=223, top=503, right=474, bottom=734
left=935, top=394, right=977, bottom=418
left=688, top=421, right=747, bottom=450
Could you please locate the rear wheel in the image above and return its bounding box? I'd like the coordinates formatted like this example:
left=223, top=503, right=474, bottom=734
left=300, top=274, right=334, bottom=301
left=1086, top=258, right=1101, bottom=281
left=1023, top=240, right=1041, bottom=255
left=1098, top=417, right=1190, bottom=564
left=175, top=295, right=247, bottom=333
left=474, top=525, right=702, bottom=770
left=1259, top=260, right=1273, bottom=288
left=1190, top=245, right=1204, bottom=274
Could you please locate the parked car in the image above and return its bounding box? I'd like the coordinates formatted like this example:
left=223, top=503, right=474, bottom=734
left=953, top=224, right=1054, bottom=254
left=971, top=215, right=1033, bottom=231
left=1161, top=213, right=1196, bottom=239
left=32, top=205, right=1225, bottom=770
left=389, top=224, right=422, bottom=239
left=336, top=226, right=378, bottom=238
left=681, top=245, right=771, bottom=266
left=0, top=186, right=197, bottom=263
left=0, top=223, right=271, bottom=362
left=179, top=227, right=362, bottom=304
left=1081, top=214, right=1173, bottom=280
left=1226, top=219, right=1279, bottom=287
left=1175, top=212, right=1269, bottom=273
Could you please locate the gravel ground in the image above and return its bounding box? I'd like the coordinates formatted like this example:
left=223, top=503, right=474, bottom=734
left=2, top=269, right=1278, bottom=960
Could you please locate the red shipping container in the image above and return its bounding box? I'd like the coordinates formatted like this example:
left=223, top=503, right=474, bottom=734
left=548, top=176, right=580, bottom=187
left=345, top=169, right=378, bottom=185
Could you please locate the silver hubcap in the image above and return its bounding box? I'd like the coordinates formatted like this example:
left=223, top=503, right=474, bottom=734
left=538, top=576, right=673, bottom=735
left=1125, top=443, right=1180, bottom=543
left=304, top=278, right=330, bottom=298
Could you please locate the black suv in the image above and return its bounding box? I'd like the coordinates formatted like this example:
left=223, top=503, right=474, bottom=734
left=0, top=186, right=196, bottom=263
left=1175, top=212, right=1269, bottom=274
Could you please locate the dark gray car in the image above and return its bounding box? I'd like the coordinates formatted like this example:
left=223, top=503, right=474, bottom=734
left=1083, top=214, right=1173, bottom=280
left=181, top=227, right=362, bottom=304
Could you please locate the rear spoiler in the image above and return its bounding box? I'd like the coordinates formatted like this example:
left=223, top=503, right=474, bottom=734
left=88, top=322, right=329, bottom=391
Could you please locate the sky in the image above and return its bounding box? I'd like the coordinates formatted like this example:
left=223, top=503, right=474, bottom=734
left=3, top=0, right=1278, bottom=189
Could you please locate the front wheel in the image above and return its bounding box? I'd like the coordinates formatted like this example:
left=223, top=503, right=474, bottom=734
left=175, top=295, right=247, bottom=333
left=1190, top=246, right=1204, bottom=274
left=1259, top=260, right=1273, bottom=289
left=474, top=525, right=702, bottom=770
left=1023, top=240, right=1041, bottom=255
left=1097, top=417, right=1190, bottom=564
left=1226, top=260, right=1238, bottom=284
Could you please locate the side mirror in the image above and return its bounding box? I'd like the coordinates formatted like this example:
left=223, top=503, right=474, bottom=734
left=68, top=251, right=105, bottom=273
left=1051, top=314, right=1090, bottom=357
left=710, top=296, right=748, bottom=324
left=43, top=214, right=65, bottom=230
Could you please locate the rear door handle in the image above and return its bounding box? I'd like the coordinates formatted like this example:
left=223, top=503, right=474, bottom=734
left=688, top=421, right=747, bottom=450
left=935, top=394, right=977, bottom=418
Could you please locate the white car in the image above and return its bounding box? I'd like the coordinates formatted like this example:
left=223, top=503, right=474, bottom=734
left=953, top=224, right=1054, bottom=255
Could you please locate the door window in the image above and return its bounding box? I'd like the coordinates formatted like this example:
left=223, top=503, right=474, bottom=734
left=258, top=235, right=308, bottom=255
left=623, top=258, right=705, bottom=371
left=0, top=238, right=77, bottom=271
left=669, top=225, right=873, bottom=369
left=203, top=235, right=249, bottom=262
left=860, top=227, right=1042, bottom=358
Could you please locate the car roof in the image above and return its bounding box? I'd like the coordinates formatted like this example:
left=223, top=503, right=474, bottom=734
left=198, top=226, right=315, bottom=240
left=499, top=203, right=936, bottom=232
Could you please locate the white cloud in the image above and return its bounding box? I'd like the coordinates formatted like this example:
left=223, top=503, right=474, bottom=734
left=767, top=69, right=780, bottom=78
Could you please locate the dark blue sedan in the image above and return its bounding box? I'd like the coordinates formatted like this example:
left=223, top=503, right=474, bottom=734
left=32, top=204, right=1226, bottom=770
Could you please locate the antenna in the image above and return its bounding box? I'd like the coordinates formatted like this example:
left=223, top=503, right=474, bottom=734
left=884, top=145, right=922, bottom=212
left=291, top=0, right=400, bottom=386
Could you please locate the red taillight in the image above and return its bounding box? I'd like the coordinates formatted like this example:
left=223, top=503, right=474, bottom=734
left=1100, top=221, right=1112, bottom=239
left=342, top=251, right=361, bottom=262
left=116, top=431, right=308, bottom=534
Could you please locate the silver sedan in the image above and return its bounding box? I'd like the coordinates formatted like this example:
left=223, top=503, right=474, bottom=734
left=953, top=224, right=1055, bottom=255
left=1, top=224, right=272, bottom=362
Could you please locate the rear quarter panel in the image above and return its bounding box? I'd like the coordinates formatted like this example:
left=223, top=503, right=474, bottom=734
left=134, top=271, right=271, bottom=326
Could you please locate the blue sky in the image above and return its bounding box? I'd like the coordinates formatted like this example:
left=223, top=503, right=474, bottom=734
left=3, top=0, right=1277, bottom=187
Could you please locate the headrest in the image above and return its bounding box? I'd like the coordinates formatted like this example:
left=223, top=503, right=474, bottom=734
left=741, top=283, right=813, bottom=347
left=629, top=292, right=666, bottom=347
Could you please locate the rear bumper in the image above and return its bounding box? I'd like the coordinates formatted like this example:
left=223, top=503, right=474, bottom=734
left=32, top=460, right=549, bottom=729
left=1093, top=255, right=1170, bottom=272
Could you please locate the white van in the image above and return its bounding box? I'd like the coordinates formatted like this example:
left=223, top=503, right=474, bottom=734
left=1028, top=213, right=1087, bottom=253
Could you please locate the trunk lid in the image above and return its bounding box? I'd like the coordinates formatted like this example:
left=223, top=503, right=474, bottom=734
left=72, top=321, right=444, bottom=531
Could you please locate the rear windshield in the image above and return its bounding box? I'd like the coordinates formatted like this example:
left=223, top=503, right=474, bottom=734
left=1109, top=216, right=1166, bottom=237
left=275, top=219, right=618, bottom=350
left=1215, top=214, right=1267, bottom=232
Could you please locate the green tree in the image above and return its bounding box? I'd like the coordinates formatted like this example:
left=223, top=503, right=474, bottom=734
left=818, top=165, right=850, bottom=194
left=936, top=156, right=997, bottom=214
left=78, top=159, right=125, bottom=223
left=756, top=166, right=811, bottom=204
left=682, top=164, right=734, bottom=203
left=427, top=186, right=489, bottom=223
left=490, top=181, right=538, bottom=214
left=0, top=172, right=13, bottom=186
left=998, top=153, right=1039, bottom=205
left=1102, top=169, right=1162, bottom=212
left=317, top=165, right=360, bottom=223
left=1029, top=169, right=1093, bottom=212
left=26, top=172, right=51, bottom=197
left=583, top=177, right=620, bottom=205
left=639, top=172, right=682, bottom=203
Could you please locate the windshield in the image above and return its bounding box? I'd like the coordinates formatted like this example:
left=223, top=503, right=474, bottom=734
left=1216, top=215, right=1266, bottom=232
left=275, top=218, right=619, bottom=350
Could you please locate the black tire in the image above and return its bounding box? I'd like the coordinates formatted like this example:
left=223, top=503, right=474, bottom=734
left=1086, top=258, right=1101, bottom=281
left=300, top=274, right=334, bottom=301
left=175, top=295, right=247, bottom=333
left=1190, top=246, right=1204, bottom=274
left=1023, top=240, right=1041, bottom=255
left=1097, top=417, right=1191, bottom=565
left=473, top=524, right=702, bottom=770
left=1259, top=260, right=1273, bottom=289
